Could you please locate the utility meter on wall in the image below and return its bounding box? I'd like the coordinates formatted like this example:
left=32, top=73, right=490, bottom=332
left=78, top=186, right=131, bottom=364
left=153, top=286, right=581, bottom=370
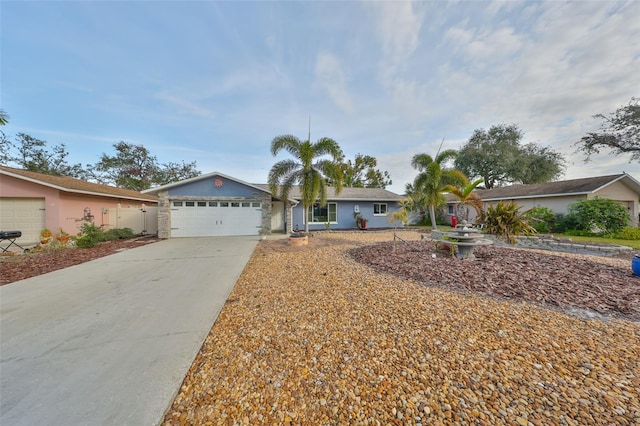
left=354, top=205, right=360, bottom=213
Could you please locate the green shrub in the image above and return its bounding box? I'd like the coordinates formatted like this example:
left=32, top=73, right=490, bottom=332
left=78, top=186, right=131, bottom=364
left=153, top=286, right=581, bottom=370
left=480, top=201, right=537, bottom=243
left=75, top=222, right=136, bottom=248
left=567, top=197, right=630, bottom=235
left=104, top=228, right=135, bottom=240
left=551, top=213, right=581, bottom=233
left=75, top=222, right=106, bottom=248
left=610, top=226, right=640, bottom=240
left=527, top=206, right=555, bottom=233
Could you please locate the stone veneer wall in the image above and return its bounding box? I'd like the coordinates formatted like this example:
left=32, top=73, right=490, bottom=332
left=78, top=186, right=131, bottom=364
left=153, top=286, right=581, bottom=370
left=157, top=190, right=171, bottom=239
left=430, top=230, right=632, bottom=257
left=502, top=235, right=633, bottom=257
left=285, top=202, right=294, bottom=234
left=260, top=193, right=272, bottom=233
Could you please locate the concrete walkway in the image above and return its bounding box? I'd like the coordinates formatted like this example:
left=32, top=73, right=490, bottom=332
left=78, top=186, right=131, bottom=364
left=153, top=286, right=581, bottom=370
left=0, top=236, right=258, bottom=426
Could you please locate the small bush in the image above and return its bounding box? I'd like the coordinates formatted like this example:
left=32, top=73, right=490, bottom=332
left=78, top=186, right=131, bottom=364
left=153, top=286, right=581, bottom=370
left=552, top=213, right=581, bottom=233
left=76, top=222, right=106, bottom=248
left=610, top=226, right=640, bottom=240
left=527, top=207, right=555, bottom=233
left=104, top=228, right=135, bottom=240
left=75, top=222, right=135, bottom=248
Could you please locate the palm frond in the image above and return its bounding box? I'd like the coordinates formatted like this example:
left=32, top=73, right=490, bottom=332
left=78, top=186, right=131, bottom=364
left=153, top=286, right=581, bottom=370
left=411, top=153, right=434, bottom=171
left=271, top=135, right=302, bottom=157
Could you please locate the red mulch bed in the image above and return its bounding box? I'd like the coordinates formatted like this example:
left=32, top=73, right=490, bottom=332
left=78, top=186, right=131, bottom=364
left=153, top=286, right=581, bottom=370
left=350, top=240, right=640, bottom=322
left=0, top=236, right=160, bottom=286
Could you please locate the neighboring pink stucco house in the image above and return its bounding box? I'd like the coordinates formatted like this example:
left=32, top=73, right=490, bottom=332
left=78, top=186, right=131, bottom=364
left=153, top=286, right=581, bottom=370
left=0, top=166, right=158, bottom=246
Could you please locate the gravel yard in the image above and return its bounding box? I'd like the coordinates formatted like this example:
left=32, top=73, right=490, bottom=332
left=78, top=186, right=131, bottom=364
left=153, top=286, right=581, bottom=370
left=163, top=231, right=639, bottom=425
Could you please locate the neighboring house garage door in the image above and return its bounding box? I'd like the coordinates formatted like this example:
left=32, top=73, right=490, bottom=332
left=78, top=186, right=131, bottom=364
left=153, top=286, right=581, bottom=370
left=170, top=200, right=262, bottom=237
left=0, top=198, right=46, bottom=244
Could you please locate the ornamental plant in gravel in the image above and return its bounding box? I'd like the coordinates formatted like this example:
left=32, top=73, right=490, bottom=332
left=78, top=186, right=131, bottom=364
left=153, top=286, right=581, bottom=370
left=480, top=200, right=536, bottom=243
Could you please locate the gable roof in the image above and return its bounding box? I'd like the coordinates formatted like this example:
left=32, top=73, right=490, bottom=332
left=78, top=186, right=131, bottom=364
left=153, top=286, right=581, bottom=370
left=0, top=165, right=158, bottom=202
left=474, top=173, right=640, bottom=201
left=142, top=171, right=271, bottom=195
left=255, top=184, right=404, bottom=202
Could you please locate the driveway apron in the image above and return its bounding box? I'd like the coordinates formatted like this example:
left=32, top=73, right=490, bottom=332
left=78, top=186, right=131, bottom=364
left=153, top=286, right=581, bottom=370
left=0, top=236, right=258, bottom=426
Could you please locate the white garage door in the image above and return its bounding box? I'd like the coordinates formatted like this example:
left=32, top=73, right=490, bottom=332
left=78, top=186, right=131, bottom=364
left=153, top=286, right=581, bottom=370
left=170, top=200, right=262, bottom=237
left=0, top=198, right=46, bottom=245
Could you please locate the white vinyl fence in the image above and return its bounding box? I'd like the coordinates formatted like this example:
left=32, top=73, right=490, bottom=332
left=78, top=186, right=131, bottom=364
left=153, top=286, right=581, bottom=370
left=106, top=205, right=158, bottom=236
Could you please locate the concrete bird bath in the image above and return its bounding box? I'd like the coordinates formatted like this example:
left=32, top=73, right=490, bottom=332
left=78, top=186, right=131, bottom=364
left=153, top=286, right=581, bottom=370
left=440, top=220, right=492, bottom=260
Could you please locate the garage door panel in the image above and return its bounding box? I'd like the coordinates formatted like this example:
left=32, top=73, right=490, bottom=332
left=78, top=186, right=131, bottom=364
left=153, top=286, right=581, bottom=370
left=170, top=201, right=261, bottom=237
left=0, top=198, right=46, bottom=245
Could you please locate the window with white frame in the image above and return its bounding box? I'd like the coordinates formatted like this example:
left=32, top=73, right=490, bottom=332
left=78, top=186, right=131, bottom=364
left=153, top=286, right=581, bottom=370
left=308, top=203, right=337, bottom=223
left=448, top=205, right=455, bottom=215
left=373, top=203, right=387, bottom=216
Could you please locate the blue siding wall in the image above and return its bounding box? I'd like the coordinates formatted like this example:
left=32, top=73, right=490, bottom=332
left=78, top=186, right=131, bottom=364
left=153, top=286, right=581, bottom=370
left=291, top=201, right=403, bottom=231
left=168, top=175, right=265, bottom=198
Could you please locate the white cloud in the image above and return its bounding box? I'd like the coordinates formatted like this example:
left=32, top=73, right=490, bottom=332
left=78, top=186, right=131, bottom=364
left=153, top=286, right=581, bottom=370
left=442, top=24, right=523, bottom=68
left=313, top=52, right=355, bottom=114
left=368, top=2, right=427, bottom=81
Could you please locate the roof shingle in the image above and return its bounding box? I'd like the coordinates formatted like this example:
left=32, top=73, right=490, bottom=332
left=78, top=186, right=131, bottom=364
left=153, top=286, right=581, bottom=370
left=254, top=184, right=404, bottom=201
left=475, top=174, right=629, bottom=200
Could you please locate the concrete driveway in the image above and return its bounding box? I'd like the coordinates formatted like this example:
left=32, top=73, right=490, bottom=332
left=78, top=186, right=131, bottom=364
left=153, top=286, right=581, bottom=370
left=0, top=236, right=258, bottom=426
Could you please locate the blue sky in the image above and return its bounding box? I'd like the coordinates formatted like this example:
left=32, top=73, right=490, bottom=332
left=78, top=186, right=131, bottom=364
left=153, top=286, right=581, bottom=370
left=2, top=0, right=639, bottom=193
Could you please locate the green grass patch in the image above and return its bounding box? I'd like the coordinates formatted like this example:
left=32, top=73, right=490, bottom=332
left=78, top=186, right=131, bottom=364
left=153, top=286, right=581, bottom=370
left=552, top=233, right=640, bottom=250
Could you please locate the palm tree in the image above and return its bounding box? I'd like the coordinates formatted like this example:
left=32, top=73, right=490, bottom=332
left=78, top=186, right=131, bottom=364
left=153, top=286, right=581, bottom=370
left=441, top=178, right=484, bottom=223
left=268, top=134, right=344, bottom=233
left=0, top=109, right=9, bottom=125
left=410, top=149, right=467, bottom=230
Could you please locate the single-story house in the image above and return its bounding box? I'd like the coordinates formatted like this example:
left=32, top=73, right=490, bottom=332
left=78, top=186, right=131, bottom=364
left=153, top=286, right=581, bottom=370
left=0, top=165, right=159, bottom=246
left=262, top=185, right=406, bottom=232
left=142, top=172, right=406, bottom=238
left=445, top=173, right=640, bottom=226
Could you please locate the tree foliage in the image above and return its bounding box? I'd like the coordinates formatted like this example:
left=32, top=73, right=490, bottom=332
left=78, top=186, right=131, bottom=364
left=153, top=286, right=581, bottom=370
left=1, top=134, right=201, bottom=190
left=455, top=124, right=565, bottom=189
left=575, top=97, right=640, bottom=163
left=268, top=134, right=344, bottom=233
left=92, top=141, right=200, bottom=191
left=0, top=131, right=86, bottom=178
left=517, top=143, right=566, bottom=185
left=410, top=149, right=467, bottom=230
left=338, top=153, right=391, bottom=189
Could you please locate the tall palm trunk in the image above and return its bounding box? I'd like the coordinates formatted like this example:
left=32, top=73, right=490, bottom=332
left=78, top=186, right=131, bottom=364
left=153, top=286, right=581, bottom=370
left=429, top=205, right=438, bottom=230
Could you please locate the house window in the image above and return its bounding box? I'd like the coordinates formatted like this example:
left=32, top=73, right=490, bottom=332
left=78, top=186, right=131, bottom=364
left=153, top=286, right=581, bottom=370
left=197, top=201, right=206, bottom=207
left=252, top=202, right=261, bottom=208
left=185, top=201, right=195, bottom=207
left=308, top=203, right=337, bottom=223
left=373, top=203, right=387, bottom=216
left=209, top=202, right=218, bottom=207
left=231, top=202, right=240, bottom=207
left=173, top=201, right=183, bottom=207
left=220, top=202, right=229, bottom=207
left=448, top=205, right=454, bottom=215
left=242, top=202, right=250, bottom=207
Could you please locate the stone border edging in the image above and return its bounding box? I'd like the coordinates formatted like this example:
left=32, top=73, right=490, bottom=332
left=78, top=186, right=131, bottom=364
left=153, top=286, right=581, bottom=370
left=430, top=230, right=632, bottom=257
